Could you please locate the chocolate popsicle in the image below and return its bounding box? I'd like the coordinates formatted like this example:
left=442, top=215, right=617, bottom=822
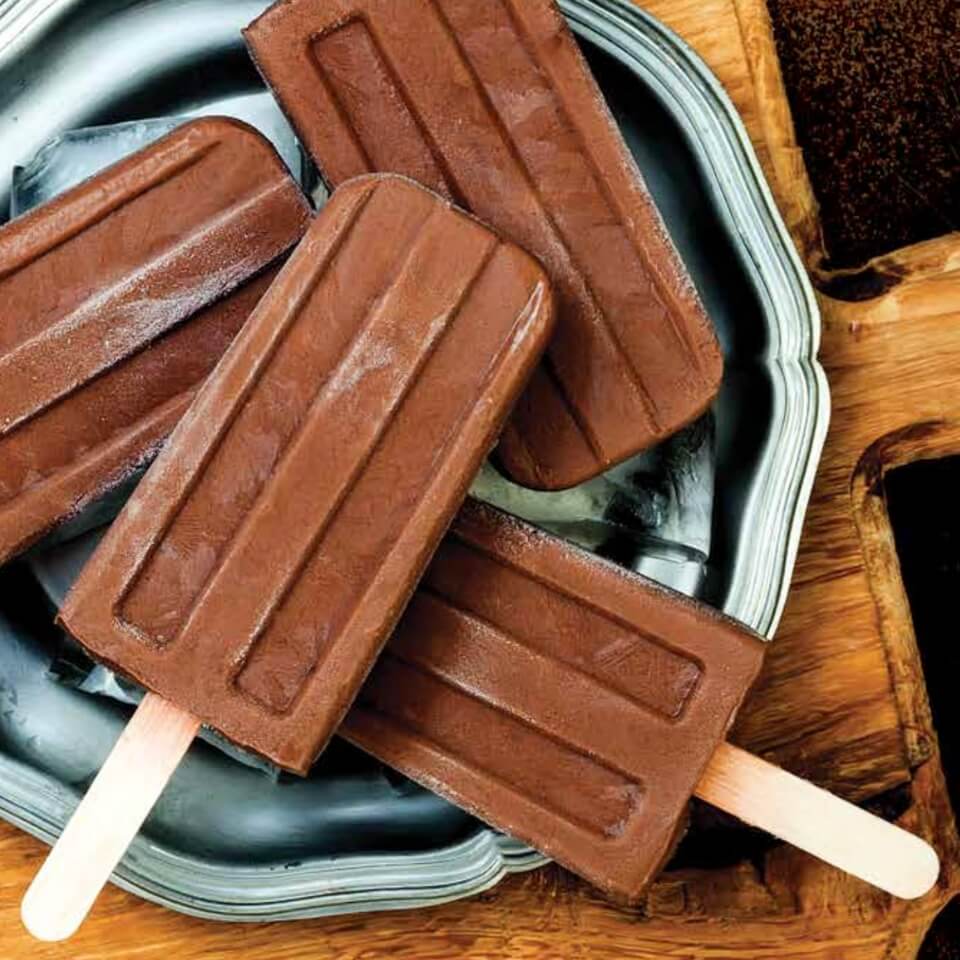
left=345, top=499, right=761, bottom=899
left=0, top=117, right=311, bottom=565
left=245, top=0, right=723, bottom=491
left=342, top=500, right=940, bottom=902
left=57, top=173, right=554, bottom=775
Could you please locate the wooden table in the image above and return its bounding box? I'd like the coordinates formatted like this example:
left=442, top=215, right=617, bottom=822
left=2, top=0, right=958, bottom=956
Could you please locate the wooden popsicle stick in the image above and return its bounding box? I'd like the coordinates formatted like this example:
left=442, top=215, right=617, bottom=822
left=696, top=741, right=940, bottom=900
left=18, top=700, right=940, bottom=941
left=21, top=692, right=200, bottom=942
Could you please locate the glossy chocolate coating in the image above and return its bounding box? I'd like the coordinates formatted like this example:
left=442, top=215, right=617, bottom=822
left=342, top=500, right=765, bottom=901
left=245, top=0, right=722, bottom=490
left=59, top=175, right=555, bottom=774
left=0, top=117, right=311, bottom=565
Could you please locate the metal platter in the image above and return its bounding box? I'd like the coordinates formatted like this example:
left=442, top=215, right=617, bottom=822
left=0, top=0, right=828, bottom=921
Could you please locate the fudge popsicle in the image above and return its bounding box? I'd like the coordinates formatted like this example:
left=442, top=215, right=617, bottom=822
left=0, top=118, right=311, bottom=565
left=245, top=0, right=723, bottom=491
left=23, top=175, right=554, bottom=940
left=342, top=501, right=940, bottom=902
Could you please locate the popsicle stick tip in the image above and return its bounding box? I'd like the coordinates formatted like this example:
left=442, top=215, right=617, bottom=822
left=697, top=742, right=941, bottom=901
left=20, top=890, right=80, bottom=942
left=896, top=836, right=940, bottom=899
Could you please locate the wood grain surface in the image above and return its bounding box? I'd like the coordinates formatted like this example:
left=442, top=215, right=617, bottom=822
left=1, top=0, right=958, bottom=956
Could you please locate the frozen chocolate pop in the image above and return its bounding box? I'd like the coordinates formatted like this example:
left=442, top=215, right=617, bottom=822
left=0, top=117, right=311, bottom=565
left=342, top=501, right=940, bottom=902
left=22, top=175, right=554, bottom=940
left=245, top=0, right=723, bottom=491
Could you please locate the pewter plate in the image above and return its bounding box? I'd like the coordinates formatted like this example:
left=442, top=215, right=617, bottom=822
left=0, top=0, right=828, bottom=921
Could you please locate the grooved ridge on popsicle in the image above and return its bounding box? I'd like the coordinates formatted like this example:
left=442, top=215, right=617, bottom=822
left=358, top=651, right=646, bottom=839
left=116, top=183, right=388, bottom=648
left=420, top=538, right=703, bottom=720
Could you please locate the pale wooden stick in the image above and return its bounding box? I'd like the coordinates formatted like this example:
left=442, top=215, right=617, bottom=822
left=697, top=742, right=940, bottom=900
left=21, top=692, right=200, bottom=941
left=19, top=701, right=940, bottom=940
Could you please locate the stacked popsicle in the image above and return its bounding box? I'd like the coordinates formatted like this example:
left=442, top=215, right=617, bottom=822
left=0, top=118, right=310, bottom=565
left=0, top=0, right=937, bottom=942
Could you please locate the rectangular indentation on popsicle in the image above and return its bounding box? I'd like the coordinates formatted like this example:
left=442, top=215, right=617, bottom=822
left=438, top=0, right=707, bottom=402
left=232, top=241, right=538, bottom=714
left=116, top=182, right=440, bottom=647
left=424, top=0, right=662, bottom=446
left=425, top=536, right=702, bottom=720
left=229, top=240, right=494, bottom=710
left=0, top=138, right=215, bottom=290
left=356, top=652, right=645, bottom=840
left=311, top=19, right=457, bottom=200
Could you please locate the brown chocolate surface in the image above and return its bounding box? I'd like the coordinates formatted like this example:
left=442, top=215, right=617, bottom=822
left=768, top=0, right=960, bottom=268
left=245, top=0, right=722, bottom=491
left=60, top=174, right=554, bottom=775
left=342, top=500, right=766, bottom=902
left=0, top=117, right=311, bottom=565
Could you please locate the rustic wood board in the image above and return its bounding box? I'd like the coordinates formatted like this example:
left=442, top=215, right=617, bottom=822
left=1, top=0, right=957, bottom=956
